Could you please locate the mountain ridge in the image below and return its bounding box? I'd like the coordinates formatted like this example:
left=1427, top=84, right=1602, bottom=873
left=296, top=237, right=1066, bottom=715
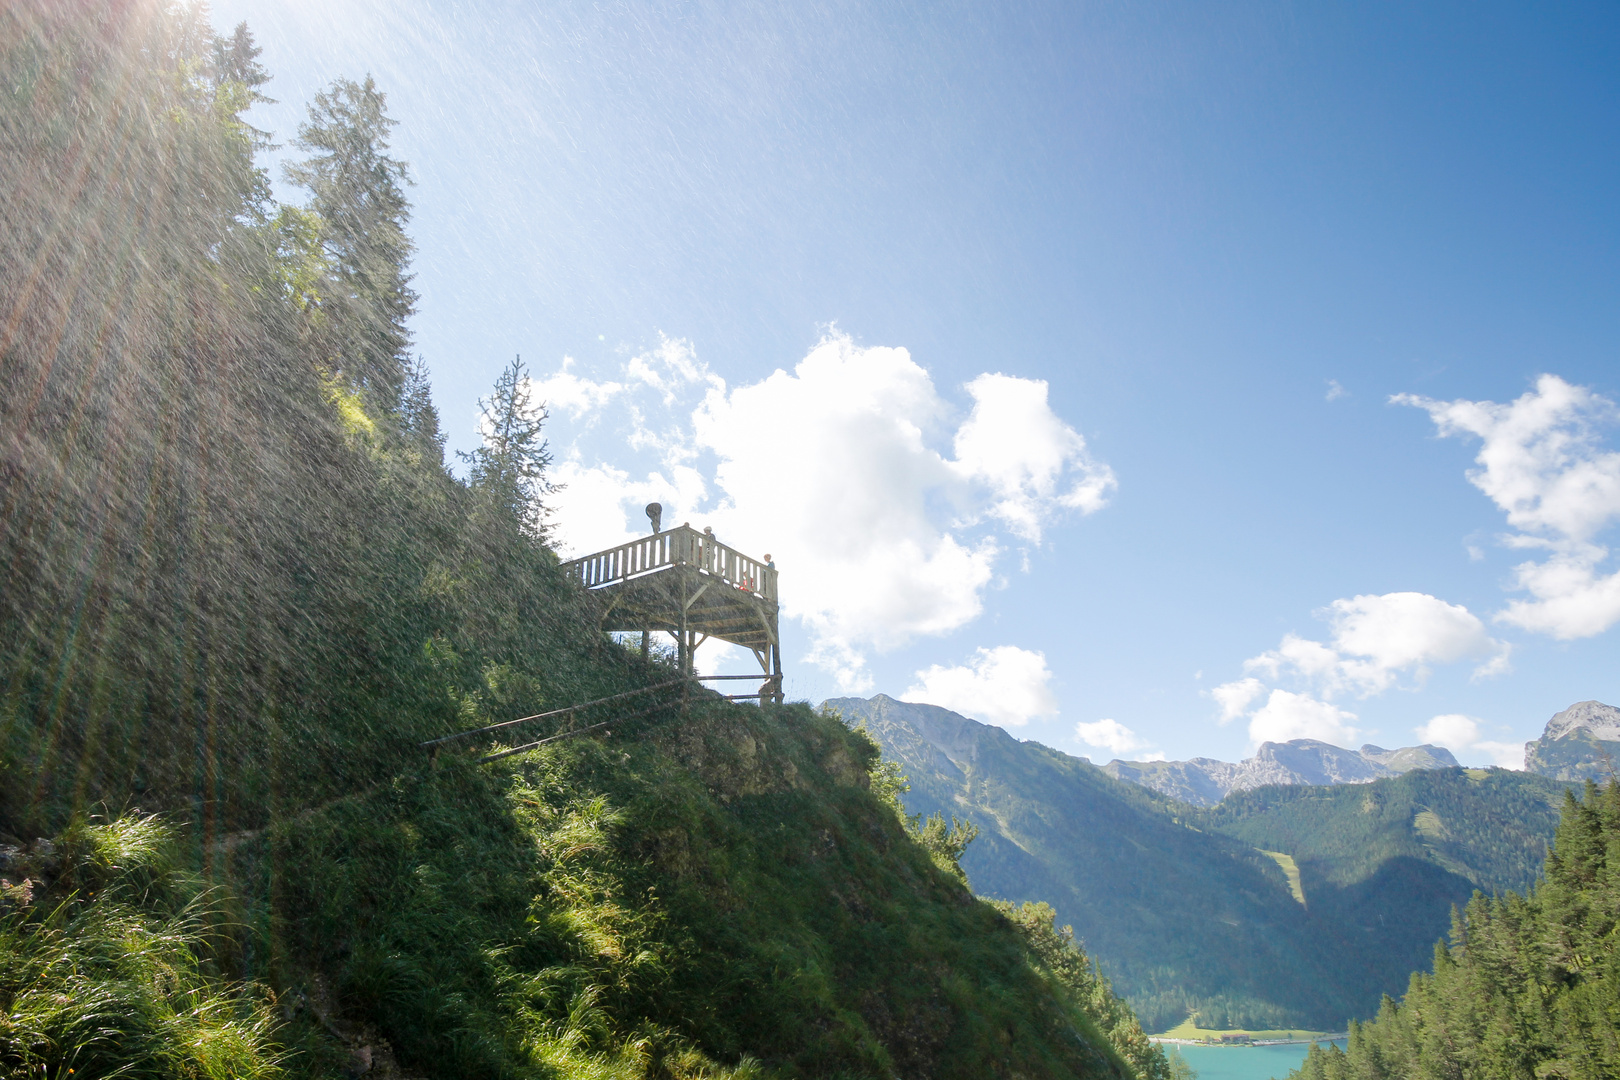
left=1104, top=739, right=1459, bottom=807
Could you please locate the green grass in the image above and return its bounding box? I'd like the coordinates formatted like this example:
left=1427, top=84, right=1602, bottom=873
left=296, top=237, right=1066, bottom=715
left=1260, top=850, right=1306, bottom=906
left=255, top=702, right=1146, bottom=1078
left=1153, top=1019, right=1339, bottom=1041
left=4, top=702, right=1163, bottom=1079
left=0, top=816, right=284, bottom=1079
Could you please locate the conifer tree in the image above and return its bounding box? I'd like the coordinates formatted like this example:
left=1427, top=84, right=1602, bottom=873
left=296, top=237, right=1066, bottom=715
left=213, top=21, right=271, bottom=93
left=285, top=75, right=417, bottom=413
left=401, top=355, right=446, bottom=464
left=462, top=355, right=555, bottom=539
left=212, top=22, right=275, bottom=153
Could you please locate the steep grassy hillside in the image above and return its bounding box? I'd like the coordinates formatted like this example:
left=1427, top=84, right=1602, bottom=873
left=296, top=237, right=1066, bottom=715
left=833, top=695, right=1572, bottom=1034
left=0, top=702, right=1164, bottom=1079
left=267, top=701, right=1157, bottom=1078
left=0, top=4, right=1172, bottom=1076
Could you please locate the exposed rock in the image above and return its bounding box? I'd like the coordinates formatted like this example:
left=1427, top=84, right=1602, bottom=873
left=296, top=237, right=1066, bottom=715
left=1542, top=700, right=1620, bottom=742
left=1362, top=743, right=1463, bottom=772
left=1525, top=701, right=1620, bottom=782
left=1102, top=740, right=1458, bottom=807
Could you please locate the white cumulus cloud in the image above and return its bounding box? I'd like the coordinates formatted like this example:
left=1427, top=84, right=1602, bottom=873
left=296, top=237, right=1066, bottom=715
left=1248, top=689, right=1360, bottom=746
left=1396, top=374, right=1620, bottom=639
left=1217, top=593, right=1506, bottom=748
left=903, top=645, right=1059, bottom=728
left=1325, top=592, right=1510, bottom=687
left=1211, top=677, right=1266, bottom=723
left=1415, top=712, right=1482, bottom=748
left=952, top=373, right=1116, bottom=540
left=531, top=332, right=1113, bottom=690
left=1242, top=592, right=1508, bottom=699
left=1073, top=718, right=1150, bottom=757
left=693, top=336, right=987, bottom=687
left=1498, top=542, right=1620, bottom=639
left=1414, top=713, right=1525, bottom=769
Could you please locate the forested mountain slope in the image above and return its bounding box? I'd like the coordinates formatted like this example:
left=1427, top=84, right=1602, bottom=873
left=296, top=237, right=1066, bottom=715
left=1202, top=766, right=1571, bottom=897
left=0, top=5, right=1167, bottom=1077
left=1293, top=781, right=1620, bottom=1080
left=832, top=695, right=1572, bottom=1034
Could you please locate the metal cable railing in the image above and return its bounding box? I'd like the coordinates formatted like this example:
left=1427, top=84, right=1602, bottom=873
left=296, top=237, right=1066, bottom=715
left=421, top=672, right=784, bottom=757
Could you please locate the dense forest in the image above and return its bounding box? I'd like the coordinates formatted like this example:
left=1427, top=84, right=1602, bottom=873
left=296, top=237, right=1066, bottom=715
left=0, top=3, right=1173, bottom=1076
left=1203, top=767, right=1572, bottom=897
left=1291, top=780, right=1620, bottom=1080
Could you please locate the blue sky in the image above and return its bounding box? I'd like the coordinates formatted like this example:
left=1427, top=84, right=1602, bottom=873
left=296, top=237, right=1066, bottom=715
left=216, top=0, right=1620, bottom=765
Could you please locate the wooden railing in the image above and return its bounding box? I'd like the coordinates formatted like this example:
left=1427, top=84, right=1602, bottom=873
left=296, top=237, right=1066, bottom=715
left=561, top=525, right=778, bottom=602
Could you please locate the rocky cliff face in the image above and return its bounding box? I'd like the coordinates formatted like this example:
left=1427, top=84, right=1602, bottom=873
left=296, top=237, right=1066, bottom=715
left=1103, top=740, right=1458, bottom=807
left=1525, top=700, right=1620, bottom=782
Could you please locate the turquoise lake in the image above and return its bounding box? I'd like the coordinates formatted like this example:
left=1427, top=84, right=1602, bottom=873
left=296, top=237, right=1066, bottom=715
left=1163, top=1041, right=1344, bottom=1080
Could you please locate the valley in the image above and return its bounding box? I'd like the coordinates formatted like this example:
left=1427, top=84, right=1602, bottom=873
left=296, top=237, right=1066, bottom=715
left=828, top=694, right=1584, bottom=1033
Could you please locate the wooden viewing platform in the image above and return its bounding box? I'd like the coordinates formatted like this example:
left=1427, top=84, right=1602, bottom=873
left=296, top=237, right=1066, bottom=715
left=561, top=512, right=782, bottom=703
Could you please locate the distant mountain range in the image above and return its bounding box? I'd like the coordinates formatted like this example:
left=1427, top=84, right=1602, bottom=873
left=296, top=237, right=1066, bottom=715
left=825, top=694, right=1574, bottom=1033
left=1096, top=698, right=1620, bottom=803
left=1103, top=740, right=1459, bottom=806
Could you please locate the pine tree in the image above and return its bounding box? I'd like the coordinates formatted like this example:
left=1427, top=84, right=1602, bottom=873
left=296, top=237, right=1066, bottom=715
left=462, top=355, right=555, bottom=539
left=213, top=21, right=271, bottom=94
left=401, top=355, right=445, bottom=464
left=212, top=22, right=275, bottom=152
left=285, top=75, right=417, bottom=413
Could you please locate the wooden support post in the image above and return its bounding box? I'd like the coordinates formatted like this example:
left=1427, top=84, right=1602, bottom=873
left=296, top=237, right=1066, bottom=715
left=678, top=570, right=690, bottom=675
left=641, top=630, right=650, bottom=661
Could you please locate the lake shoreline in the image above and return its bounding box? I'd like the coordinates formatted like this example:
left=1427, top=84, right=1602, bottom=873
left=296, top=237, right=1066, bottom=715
left=1152, top=1035, right=1349, bottom=1047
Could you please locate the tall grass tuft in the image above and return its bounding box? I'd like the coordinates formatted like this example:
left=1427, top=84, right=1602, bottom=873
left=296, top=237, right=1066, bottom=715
left=0, top=815, right=285, bottom=1079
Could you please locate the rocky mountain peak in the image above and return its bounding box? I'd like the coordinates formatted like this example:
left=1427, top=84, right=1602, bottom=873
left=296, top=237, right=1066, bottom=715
left=1525, top=700, right=1620, bottom=782
left=1543, top=700, right=1620, bottom=742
